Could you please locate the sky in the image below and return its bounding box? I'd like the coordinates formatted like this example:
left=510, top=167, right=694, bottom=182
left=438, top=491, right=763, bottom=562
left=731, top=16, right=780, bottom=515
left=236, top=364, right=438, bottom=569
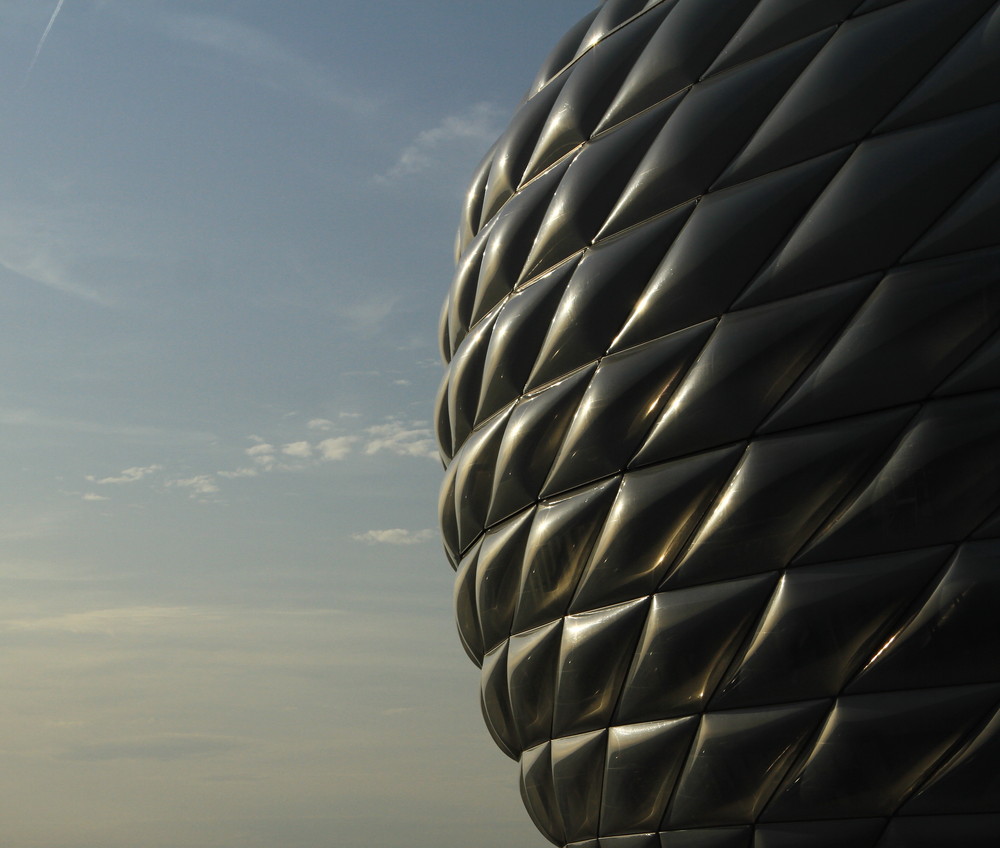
left=0, top=2, right=594, bottom=846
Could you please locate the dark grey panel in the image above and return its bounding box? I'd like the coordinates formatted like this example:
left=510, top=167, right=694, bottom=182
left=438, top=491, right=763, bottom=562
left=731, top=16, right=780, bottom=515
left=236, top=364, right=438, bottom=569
left=752, top=819, right=885, bottom=848
left=762, top=685, right=1000, bottom=820
left=718, top=0, right=997, bottom=186
left=615, top=574, right=775, bottom=723
left=601, top=717, right=698, bottom=835
left=666, top=700, right=829, bottom=827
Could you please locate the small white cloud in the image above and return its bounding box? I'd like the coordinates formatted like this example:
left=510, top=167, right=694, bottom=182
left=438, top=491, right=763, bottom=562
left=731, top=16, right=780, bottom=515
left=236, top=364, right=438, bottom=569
left=281, top=441, right=312, bottom=458
left=364, top=421, right=438, bottom=460
left=339, top=412, right=362, bottom=419
left=377, top=102, right=504, bottom=183
left=317, top=436, right=356, bottom=461
left=81, top=493, right=109, bottom=502
left=393, top=379, right=411, bottom=386
left=217, top=467, right=258, bottom=479
left=307, top=418, right=334, bottom=431
left=245, top=442, right=276, bottom=468
left=167, top=475, right=219, bottom=497
left=88, top=464, right=163, bottom=485
left=351, top=528, right=436, bottom=546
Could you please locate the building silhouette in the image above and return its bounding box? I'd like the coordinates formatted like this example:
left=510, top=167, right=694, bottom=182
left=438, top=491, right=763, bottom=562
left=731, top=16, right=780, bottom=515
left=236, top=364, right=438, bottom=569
left=436, top=0, right=1000, bottom=845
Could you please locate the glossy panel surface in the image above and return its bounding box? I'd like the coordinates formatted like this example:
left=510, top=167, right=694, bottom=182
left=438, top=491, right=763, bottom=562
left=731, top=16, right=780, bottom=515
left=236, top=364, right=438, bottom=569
left=601, top=717, right=698, bottom=835
left=762, top=685, right=1000, bottom=820
left=616, top=575, right=776, bottom=723
left=666, top=701, right=828, bottom=827
left=553, top=598, right=650, bottom=737
left=570, top=445, right=745, bottom=614
left=437, top=0, right=1000, bottom=844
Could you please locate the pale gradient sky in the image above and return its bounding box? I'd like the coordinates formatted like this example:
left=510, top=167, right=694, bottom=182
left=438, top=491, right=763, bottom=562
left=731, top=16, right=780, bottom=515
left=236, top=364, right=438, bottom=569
left=0, top=2, right=593, bottom=845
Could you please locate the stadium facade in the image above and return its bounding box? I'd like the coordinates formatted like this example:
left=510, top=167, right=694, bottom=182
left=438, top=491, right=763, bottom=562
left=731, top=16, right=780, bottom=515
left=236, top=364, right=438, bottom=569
left=435, top=1, right=1000, bottom=845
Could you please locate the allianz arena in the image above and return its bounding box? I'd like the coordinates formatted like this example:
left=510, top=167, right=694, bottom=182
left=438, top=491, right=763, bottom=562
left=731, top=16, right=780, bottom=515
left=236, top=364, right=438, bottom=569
left=436, top=1, right=1000, bottom=845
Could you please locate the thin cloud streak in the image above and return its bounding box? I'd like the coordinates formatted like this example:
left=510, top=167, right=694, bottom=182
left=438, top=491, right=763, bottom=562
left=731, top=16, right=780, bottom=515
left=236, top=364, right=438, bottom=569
left=377, top=102, right=504, bottom=183
left=25, top=0, right=67, bottom=82
left=0, top=252, right=110, bottom=306
left=0, top=201, right=178, bottom=307
left=0, top=408, right=215, bottom=441
left=60, top=734, right=242, bottom=762
left=162, top=11, right=379, bottom=114
left=88, top=465, right=163, bottom=486
left=352, top=528, right=436, bottom=546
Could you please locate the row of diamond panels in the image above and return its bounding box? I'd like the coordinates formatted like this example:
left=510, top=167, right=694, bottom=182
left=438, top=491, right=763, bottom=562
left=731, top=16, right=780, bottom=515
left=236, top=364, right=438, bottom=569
left=436, top=0, right=1000, bottom=844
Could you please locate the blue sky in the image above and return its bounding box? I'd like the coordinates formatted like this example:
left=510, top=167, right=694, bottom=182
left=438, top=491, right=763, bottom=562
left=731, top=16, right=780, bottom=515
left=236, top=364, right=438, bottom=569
left=0, top=2, right=591, bottom=845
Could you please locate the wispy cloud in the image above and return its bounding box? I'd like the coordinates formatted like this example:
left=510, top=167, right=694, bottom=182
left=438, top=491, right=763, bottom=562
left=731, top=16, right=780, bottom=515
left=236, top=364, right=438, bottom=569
left=363, top=421, right=438, bottom=460
left=0, top=511, right=68, bottom=542
left=167, top=475, right=220, bottom=497
left=0, top=408, right=212, bottom=441
left=87, top=465, right=163, bottom=485
left=0, top=202, right=149, bottom=306
left=351, top=528, right=436, bottom=546
left=334, top=294, right=398, bottom=334
left=162, top=12, right=378, bottom=114
left=79, top=413, right=433, bottom=506
left=377, top=102, right=504, bottom=183
left=0, top=246, right=110, bottom=305
left=3, top=605, right=217, bottom=635
left=217, top=467, right=258, bottom=479
left=61, top=734, right=241, bottom=762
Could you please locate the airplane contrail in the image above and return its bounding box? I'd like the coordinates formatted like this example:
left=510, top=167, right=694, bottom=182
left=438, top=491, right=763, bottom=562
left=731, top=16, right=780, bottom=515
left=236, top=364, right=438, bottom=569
left=25, top=0, right=67, bottom=81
